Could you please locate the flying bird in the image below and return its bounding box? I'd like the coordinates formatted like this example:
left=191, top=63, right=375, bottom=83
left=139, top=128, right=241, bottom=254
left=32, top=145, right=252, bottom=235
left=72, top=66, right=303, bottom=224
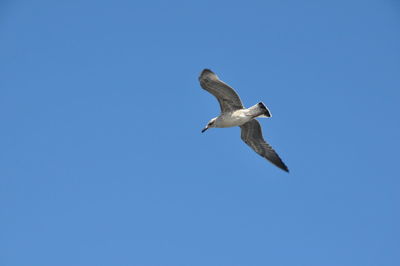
left=199, top=69, right=289, bottom=172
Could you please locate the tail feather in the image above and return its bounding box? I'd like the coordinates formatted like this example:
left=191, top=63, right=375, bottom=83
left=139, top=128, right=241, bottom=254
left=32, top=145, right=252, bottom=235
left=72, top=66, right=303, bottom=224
left=247, top=102, right=272, bottom=118
left=257, top=102, right=271, bottom=118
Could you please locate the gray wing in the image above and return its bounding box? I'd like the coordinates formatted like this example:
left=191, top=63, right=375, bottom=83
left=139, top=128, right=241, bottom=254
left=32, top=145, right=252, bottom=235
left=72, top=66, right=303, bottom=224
left=199, top=69, right=244, bottom=113
left=240, top=120, right=289, bottom=172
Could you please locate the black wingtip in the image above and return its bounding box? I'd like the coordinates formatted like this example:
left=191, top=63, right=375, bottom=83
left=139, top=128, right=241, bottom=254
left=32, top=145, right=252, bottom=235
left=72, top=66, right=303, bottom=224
left=277, top=160, right=289, bottom=173
left=201, top=68, right=214, bottom=74
left=268, top=152, right=289, bottom=173
left=199, top=69, right=216, bottom=81
left=200, top=68, right=213, bottom=76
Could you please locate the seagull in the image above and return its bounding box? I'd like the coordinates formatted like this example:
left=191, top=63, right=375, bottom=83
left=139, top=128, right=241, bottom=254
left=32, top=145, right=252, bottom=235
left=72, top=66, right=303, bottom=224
left=199, top=69, right=289, bottom=172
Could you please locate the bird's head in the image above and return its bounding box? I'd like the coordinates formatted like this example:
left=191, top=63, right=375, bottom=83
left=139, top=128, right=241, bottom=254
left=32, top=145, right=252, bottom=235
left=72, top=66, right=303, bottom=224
left=201, top=117, right=217, bottom=133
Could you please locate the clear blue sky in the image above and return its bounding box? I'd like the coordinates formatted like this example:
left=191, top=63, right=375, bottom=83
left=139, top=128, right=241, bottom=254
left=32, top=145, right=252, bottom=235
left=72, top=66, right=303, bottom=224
left=1, top=1, right=399, bottom=265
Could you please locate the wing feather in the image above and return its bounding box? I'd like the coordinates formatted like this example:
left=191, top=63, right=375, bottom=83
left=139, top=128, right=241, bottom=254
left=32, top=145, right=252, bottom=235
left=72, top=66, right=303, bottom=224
left=199, top=69, right=244, bottom=113
left=240, top=120, right=289, bottom=172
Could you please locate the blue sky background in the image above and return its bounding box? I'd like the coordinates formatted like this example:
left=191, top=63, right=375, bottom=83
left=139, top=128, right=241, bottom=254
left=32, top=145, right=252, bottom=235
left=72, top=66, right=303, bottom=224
left=1, top=0, right=400, bottom=265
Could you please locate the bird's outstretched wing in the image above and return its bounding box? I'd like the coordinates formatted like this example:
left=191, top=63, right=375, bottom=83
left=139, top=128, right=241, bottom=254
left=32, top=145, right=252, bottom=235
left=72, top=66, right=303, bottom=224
left=240, top=120, right=289, bottom=172
left=199, top=69, right=244, bottom=113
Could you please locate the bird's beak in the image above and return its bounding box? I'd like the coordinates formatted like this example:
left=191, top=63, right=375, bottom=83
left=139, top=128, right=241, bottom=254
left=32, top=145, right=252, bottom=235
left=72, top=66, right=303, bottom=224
left=201, top=126, right=209, bottom=133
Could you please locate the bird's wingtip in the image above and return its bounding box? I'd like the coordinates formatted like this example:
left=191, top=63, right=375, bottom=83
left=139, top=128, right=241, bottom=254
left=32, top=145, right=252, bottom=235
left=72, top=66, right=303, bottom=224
left=201, top=68, right=213, bottom=74
left=281, top=163, right=289, bottom=173
left=199, top=68, right=216, bottom=80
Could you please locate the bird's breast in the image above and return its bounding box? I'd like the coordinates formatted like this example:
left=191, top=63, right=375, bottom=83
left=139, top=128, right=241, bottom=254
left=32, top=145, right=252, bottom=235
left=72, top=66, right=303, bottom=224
left=216, top=111, right=252, bottom=128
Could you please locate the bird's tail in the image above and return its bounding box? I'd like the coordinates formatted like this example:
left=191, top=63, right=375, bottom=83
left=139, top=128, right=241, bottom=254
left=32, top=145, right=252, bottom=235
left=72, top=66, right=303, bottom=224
left=248, top=102, right=271, bottom=118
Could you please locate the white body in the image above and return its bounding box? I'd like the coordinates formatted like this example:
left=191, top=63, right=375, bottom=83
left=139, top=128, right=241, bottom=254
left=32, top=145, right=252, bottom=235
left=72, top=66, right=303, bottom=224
left=215, top=109, right=258, bottom=128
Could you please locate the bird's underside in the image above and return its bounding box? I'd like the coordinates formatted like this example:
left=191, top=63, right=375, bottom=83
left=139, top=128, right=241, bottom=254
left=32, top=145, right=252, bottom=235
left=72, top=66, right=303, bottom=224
left=199, top=68, right=289, bottom=172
